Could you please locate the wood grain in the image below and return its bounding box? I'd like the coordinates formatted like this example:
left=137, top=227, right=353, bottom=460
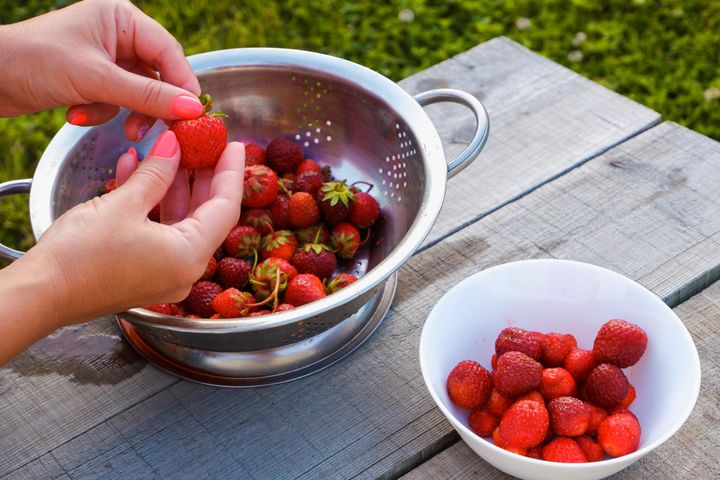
left=8, top=122, right=720, bottom=480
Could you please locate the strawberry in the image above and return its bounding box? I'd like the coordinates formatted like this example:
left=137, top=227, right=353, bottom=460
left=260, top=230, right=297, bottom=261
left=243, top=165, right=279, bottom=208
left=288, top=192, right=321, bottom=228
left=542, top=437, right=587, bottom=463
left=563, top=348, right=597, bottom=383
left=548, top=396, right=590, bottom=436
left=250, top=257, right=297, bottom=301
left=267, top=138, right=303, bottom=173
left=597, top=411, right=641, bottom=457
left=245, top=143, right=266, bottom=166
left=585, top=364, right=629, bottom=409
left=592, top=319, right=648, bottom=368
left=319, top=180, right=356, bottom=225
left=468, top=408, right=499, bottom=437
left=494, top=351, right=543, bottom=397
left=216, top=257, right=252, bottom=289
left=239, top=209, right=273, bottom=235
left=541, top=332, right=573, bottom=367
left=348, top=191, right=380, bottom=228
left=275, top=303, right=295, bottom=312
left=269, top=194, right=290, bottom=230
left=540, top=367, right=577, bottom=401
left=284, top=273, right=327, bottom=306
left=102, top=178, right=117, bottom=194
left=565, top=334, right=578, bottom=348
left=518, top=390, right=545, bottom=405
left=296, top=159, right=322, bottom=174
left=487, top=388, right=513, bottom=418
left=292, top=171, right=325, bottom=197
left=211, top=288, right=256, bottom=318
left=491, top=354, right=498, bottom=370
left=496, top=399, right=549, bottom=449
left=201, top=256, right=217, bottom=280
left=213, top=245, right=225, bottom=262
left=495, top=327, right=543, bottom=361
left=171, top=303, right=188, bottom=317
left=447, top=360, right=493, bottom=410
left=184, top=280, right=223, bottom=317
left=223, top=225, right=261, bottom=258
left=170, top=94, right=227, bottom=169
left=576, top=435, right=604, bottom=462
left=617, top=384, right=636, bottom=409
left=145, top=303, right=172, bottom=314
left=331, top=223, right=361, bottom=259
left=290, top=243, right=337, bottom=280
left=326, top=273, right=358, bottom=294
left=295, top=223, right=330, bottom=245
left=527, top=445, right=543, bottom=460
left=585, top=402, right=608, bottom=435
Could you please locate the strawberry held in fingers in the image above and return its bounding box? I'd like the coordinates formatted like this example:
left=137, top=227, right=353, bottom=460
left=170, top=93, right=227, bottom=170
left=331, top=223, right=361, bottom=259
left=243, top=165, right=279, bottom=208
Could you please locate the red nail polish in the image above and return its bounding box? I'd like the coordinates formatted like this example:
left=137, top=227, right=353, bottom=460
left=171, top=95, right=204, bottom=118
left=148, top=131, right=178, bottom=158
left=68, top=111, right=88, bottom=125
left=127, top=147, right=138, bottom=162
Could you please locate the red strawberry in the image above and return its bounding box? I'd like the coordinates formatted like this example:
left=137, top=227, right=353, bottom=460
left=269, top=194, right=290, bottom=230
left=102, top=178, right=117, bottom=194
left=201, top=256, right=217, bottom=280
left=597, top=411, right=641, bottom=457
left=290, top=243, right=337, bottom=280
left=331, top=223, right=361, bottom=259
left=295, top=223, right=330, bottom=245
left=296, top=159, right=321, bottom=174
left=548, top=396, right=590, bottom=437
left=468, top=408, right=498, bottom=437
left=542, top=437, right=587, bottom=463
left=284, top=273, right=327, bottom=306
left=319, top=180, right=356, bottom=225
left=216, top=257, right=252, bottom=289
left=145, top=303, right=172, bottom=314
left=496, top=399, right=549, bottom=449
left=250, top=257, right=297, bottom=301
left=267, top=138, right=303, bottom=173
left=171, top=303, right=188, bottom=317
left=348, top=191, right=380, bottom=228
left=447, top=360, right=493, bottom=410
left=617, top=384, right=636, bottom=409
left=518, top=390, right=545, bottom=405
left=495, top=327, right=543, bottom=361
left=563, top=348, right=597, bottom=383
left=540, top=367, right=577, bottom=401
left=326, top=273, right=358, bottom=294
left=487, top=388, right=513, bottom=418
left=494, top=351, right=543, bottom=397
left=243, top=165, right=279, bottom=208
left=585, top=402, right=608, bottom=435
left=275, top=303, right=295, bottom=312
left=585, top=364, right=629, bottom=409
left=184, top=280, right=223, bottom=317
left=541, top=332, right=573, bottom=367
left=527, top=445, right=543, bottom=460
left=565, top=334, right=578, bottom=348
left=576, top=435, right=604, bottom=462
left=245, top=143, right=266, bottom=166
left=170, top=94, right=227, bottom=169
left=240, top=209, right=273, bottom=235
left=292, top=171, right=324, bottom=197
left=213, top=245, right=225, bottom=262
left=223, top=225, right=261, bottom=258
left=491, top=354, right=498, bottom=370
left=288, top=192, right=321, bottom=228
left=592, top=319, right=648, bottom=368
left=211, top=288, right=256, bottom=318
left=260, top=230, right=298, bottom=261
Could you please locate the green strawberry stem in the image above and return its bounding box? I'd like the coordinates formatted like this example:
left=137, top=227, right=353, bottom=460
left=198, top=92, right=228, bottom=117
left=247, top=268, right=282, bottom=310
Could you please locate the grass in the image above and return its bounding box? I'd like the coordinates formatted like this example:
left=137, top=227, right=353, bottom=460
left=1, top=0, right=719, bottom=254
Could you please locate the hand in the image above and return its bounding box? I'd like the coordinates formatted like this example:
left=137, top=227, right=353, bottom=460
left=0, top=0, right=202, bottom=141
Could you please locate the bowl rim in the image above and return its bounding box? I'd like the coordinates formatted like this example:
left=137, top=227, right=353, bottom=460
left=419, top=258, right=702, bottom=470
left=30, top=48, right=449, bottom=333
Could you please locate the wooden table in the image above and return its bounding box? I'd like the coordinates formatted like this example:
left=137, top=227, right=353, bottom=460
left=2, top=37, right=718, bottom=479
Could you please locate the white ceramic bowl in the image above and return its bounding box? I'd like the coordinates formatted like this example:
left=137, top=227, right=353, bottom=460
left=419, top=259, right=701, bottom=480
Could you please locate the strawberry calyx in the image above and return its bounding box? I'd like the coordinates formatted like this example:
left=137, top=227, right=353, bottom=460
left=199, top=93, right=228, bottom=118
left=247, top=267, right=283, bottom=311
left=320, top=180, right=356, bottom=207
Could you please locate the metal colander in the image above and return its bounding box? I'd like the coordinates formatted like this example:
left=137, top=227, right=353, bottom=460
left=0, top=49, right=489, bottom=385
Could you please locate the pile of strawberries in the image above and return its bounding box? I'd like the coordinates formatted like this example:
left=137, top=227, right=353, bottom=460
left=446, top=319, right=648, bottom=463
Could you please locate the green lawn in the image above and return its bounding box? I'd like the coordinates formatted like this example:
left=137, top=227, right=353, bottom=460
left=1, top=0, right=719, bottom=254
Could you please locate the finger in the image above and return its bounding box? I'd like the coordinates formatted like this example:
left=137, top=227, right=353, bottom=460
left=188, top=167, right=214, bottom=213
left=161, top=167, right=191, bottom=224
left=120, top=131, right=181, bottom=213
left=67, top=103, right=120, bottom=126
left=175, top=142, right=245, bottom=252
left=124, top=112, right=157, bottom=142
left=116, top=147, right=138, bottom=187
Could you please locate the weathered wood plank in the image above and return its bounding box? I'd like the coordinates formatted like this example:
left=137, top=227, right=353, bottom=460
left=0, top=37, right=659, bottom=478
left=18, top=122, right=720, bottom=480
left=399, top=36, right=659, bottom=248
left=402, top=276, right=720, bottom=480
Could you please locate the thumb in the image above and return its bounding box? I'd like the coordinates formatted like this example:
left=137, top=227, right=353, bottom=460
left=95, top=63, right=204, bottom=120
left=120, top=131, right=181, bottom=213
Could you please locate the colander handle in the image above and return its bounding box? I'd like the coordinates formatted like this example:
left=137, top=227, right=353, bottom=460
left=414, top=89, right=490, bottom=178
left=0, top=178, right=32, bottom=262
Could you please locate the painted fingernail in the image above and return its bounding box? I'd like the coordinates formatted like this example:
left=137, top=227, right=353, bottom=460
left=127, top=147, right=138, bottom=162
left=171, top=95, right=204, bottom=118
left=148, top=131, right=178, bottom=158
left=136, top=124, right=149, bottom=141
left=68, top=111, right=88, bottom=125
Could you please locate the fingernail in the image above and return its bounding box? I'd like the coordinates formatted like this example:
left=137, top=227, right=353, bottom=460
left=171, top=95, right=204, bottom=118
left=128, top=147, right=138, bottom=162
left=136, top=124, right=149, bottom=141
left=148, top=131, right=178, bottom=158
left=68, top=111, right=88, bottom=125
